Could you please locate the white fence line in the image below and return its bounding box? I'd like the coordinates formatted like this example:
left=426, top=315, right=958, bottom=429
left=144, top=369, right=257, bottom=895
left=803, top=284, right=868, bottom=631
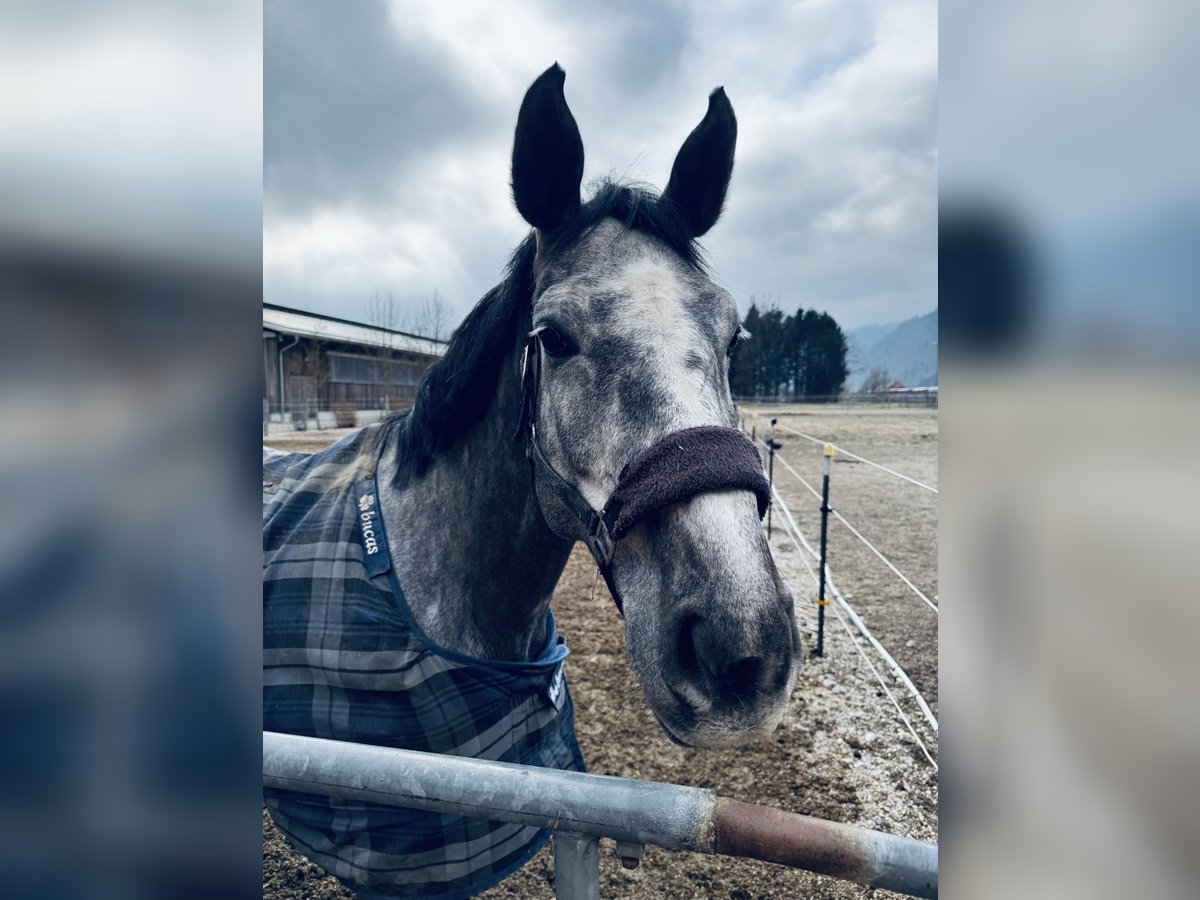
left=775, top=424, right=938, bottom=494
left=827, top=602, right=939, bottom=770
left=769, top=446, right=822, bottom=502
left=767, top=517, right=938, bottom=768
left=763, top=440, right=938, bottom=616
left=828, top=508, right=939, bottom=614
left=769, top=484, right=939, bottom=735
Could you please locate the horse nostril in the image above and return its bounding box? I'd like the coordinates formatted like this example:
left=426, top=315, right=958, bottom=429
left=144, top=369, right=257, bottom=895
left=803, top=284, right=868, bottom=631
left=719, top=655, right=764, bottom=699
left=675, top=613, right=703, bottom=680
left=684, top=612, right=768, bottom=698
left=673, top=608, right=793, bottom=707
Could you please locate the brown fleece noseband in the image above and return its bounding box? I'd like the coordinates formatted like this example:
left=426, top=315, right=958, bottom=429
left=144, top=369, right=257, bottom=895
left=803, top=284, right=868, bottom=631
left=517, top=330, right=770, bottom=615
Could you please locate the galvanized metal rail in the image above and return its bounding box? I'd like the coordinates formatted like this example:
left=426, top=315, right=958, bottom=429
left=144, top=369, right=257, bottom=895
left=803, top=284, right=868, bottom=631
left=263, top=731, right=938, bottom=899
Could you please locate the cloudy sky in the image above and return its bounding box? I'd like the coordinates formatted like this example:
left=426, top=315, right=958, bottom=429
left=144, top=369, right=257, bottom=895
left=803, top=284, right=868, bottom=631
left=265, top=0, right=937, bottom=332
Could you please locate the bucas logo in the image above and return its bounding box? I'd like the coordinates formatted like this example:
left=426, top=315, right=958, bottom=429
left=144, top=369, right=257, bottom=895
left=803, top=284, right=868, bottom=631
left=359, top=493, right=380, bottom=556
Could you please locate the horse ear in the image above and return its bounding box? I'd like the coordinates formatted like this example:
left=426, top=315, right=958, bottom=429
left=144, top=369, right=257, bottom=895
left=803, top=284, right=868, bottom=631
left=662, top=87, right=737, bottom=238
left=512, top=64, right=585, bottom=237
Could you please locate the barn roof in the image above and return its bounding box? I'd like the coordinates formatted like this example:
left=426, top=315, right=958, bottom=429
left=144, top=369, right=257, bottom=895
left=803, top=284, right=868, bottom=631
left=263, top=303, right=447, bottom=358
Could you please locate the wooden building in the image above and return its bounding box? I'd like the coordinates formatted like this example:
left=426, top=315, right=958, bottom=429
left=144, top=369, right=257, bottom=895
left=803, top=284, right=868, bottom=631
left=263, top=303, right=447, bottom=426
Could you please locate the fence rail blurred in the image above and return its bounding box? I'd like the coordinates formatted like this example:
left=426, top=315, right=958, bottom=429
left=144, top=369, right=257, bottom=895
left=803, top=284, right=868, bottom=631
left=734, top=390, right=938, bottom=408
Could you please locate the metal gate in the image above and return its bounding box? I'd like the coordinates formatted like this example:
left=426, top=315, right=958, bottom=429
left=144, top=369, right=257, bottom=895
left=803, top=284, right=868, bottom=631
left=264, top=731, right=938, bottom=899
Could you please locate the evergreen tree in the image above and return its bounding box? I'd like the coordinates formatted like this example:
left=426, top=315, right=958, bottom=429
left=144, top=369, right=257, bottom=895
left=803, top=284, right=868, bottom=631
left=801, top=313, right=849, bottom=399
left=758, top=306, right=786, bottom=398
left=785, top=309, right=809, bottom=397
left=728, top=300, right=849, bottom=401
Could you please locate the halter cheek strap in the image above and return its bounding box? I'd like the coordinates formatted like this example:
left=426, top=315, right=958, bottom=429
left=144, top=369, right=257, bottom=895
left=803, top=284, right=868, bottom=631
left=518, top=332, right=620, bottom=600
left=518, top=331, right=770, bottom=616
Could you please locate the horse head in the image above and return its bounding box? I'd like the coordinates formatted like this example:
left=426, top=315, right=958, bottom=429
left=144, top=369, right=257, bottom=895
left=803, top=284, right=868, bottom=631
left=511, top=65, right=800, bottom=748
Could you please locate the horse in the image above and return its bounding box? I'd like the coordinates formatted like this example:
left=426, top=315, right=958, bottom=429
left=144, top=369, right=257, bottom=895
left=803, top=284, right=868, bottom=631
left=263, top=63, right=800, bottom=898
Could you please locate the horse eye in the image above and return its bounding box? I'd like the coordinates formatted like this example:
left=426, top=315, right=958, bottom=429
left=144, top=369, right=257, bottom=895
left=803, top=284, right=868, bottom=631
left=727, top=328, right=743, bottom=356
left=539, top=326, right=575, bottom=358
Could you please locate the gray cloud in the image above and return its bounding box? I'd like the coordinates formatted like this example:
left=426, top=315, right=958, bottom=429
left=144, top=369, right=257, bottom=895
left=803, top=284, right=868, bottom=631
left=265, top=0, right=495, bottom=216
left=264, top=0, right=937, bottom=331
left=551, top=0, right=689, bottom=95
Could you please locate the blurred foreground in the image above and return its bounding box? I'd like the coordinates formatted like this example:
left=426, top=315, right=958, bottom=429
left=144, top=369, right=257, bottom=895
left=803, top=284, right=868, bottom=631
left=941, top=2, right=1200, bottom=897
left=0, top=3, right=262, bottom=899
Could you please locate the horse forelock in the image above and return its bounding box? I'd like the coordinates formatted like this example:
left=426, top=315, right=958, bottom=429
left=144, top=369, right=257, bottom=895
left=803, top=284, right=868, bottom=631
left=541, top=181, right=707, bottom=272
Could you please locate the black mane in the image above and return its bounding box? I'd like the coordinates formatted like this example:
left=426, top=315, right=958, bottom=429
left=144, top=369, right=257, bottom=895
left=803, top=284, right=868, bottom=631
left=388, top=180, right=704, bottom=482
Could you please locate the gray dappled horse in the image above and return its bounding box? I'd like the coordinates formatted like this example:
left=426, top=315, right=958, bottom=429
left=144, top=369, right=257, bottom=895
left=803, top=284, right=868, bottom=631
left=264, top=63, right=803, bottom=899
left=379, top=64, right=800, bottom=748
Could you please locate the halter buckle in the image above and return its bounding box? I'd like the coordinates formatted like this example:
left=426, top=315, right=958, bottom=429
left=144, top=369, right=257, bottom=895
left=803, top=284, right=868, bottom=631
left=585, top=509, right=615, bottom=568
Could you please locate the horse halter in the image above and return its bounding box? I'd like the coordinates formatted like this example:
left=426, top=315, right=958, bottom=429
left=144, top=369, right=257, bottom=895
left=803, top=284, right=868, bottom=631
left=517, top=328, right=771, bottom=616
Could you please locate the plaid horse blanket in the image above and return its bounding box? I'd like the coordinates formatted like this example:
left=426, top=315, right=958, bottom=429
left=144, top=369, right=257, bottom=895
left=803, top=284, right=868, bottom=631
left=263, top=424, right=585, bottom=899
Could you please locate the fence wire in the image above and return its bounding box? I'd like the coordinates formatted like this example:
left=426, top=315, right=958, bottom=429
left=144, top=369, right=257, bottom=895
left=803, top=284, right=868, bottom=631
left=827, top=601, right=939, bottom=770
left=763, top=439, right=938, bottom=616
left=769, top=483, right=939, bottom=735
left=768, top=507, right=938, bottom=769
left=828, top=508, right=939, bottom=614
left=775, top=424, right=938, bottom=494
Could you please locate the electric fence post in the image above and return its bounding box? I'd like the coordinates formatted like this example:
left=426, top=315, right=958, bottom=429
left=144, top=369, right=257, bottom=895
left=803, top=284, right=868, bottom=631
left=765, top=417, right=779, bottom=538
left=815, top=442, right=836, bottom=657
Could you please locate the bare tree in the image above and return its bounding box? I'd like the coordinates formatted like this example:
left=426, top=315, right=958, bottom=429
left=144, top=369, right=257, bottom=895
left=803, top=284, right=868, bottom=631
left=860, top=367, right=893, bottom=393
left=366, top=290, right=411, bottom=348
left=414, top=290, right=452, bottom=342
left=846, top=338, right=868, bottom=375
left=367, top=288, right=453, bottom=342
left=362, top=291, right=406, bottom=410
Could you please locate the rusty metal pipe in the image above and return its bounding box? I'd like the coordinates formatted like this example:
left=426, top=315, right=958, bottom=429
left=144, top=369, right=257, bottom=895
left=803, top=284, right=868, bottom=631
left=715, top=799, right=937, bottom=898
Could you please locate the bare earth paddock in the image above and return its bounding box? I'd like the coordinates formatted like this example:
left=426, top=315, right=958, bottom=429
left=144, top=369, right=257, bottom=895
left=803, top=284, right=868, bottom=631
left=262, top=403, right=939, bottom=899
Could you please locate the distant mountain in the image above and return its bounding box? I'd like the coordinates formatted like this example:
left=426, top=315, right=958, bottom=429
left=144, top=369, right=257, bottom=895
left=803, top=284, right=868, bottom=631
left=846, top=322, right=896, bottom=385
left=848, top=310, right=938, bottom=389
left=848, top=322, right=897, bottom=350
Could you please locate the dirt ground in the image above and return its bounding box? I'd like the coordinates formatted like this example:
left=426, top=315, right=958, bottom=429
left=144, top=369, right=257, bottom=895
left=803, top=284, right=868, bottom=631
left=263, top=404, right=938, bottom=898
